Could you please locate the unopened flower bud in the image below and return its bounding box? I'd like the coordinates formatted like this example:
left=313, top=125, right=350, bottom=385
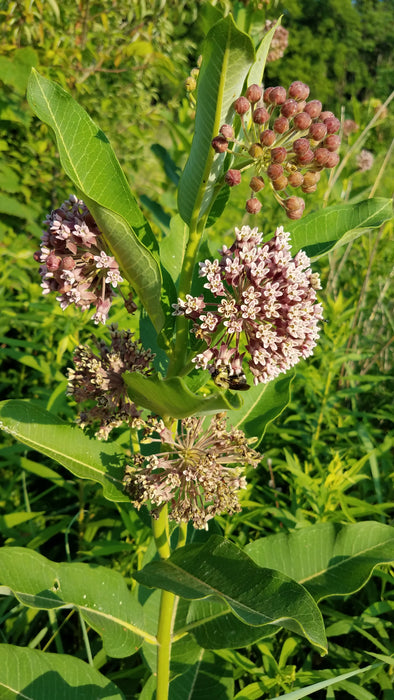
left=281, top=99, right=298, bottom=118
left=297, top=149, right=315, bottom=165
left=270, top=86, right=287, bottom=105
left=220, top=124, right=235, bottom=139
left=287, top=207, right=304, bottom=220
left=293, top=138, right=310, bottom=155
left=273, top=116, right=289, bottom=133
left=260, top=130, right=276, bottom=146
left=234, top=96, right=250, bottom=115
left=249, top=143, right=264, bottom=158
left=271, top=147, right=287, bottom=163
left=61, top=256, right=76, bottom=271
left=253, top=107, right=270, bottom=124
left=288, top=171, right=304, bottom=187
left=225, top=169, right=242, bottom=187
left=246, top=197, right=262, bottom=214
left=325, top=152, right=340, bottom=168
left=323, top=116, right=341, bottom=134
left=46, top=253, right=61, bottom=271
left=314, top=147, right=330, bottom=166
left=185, top=76, right=197, bottom=92
left=246, top=83, right=263, bottom=103
left=212, top=136, right=229, bottom=153
left=320, top=111, right=334, bottom=121
left=324, top=134, right=341, bottom=151
left=272, top=175, right=288, bottom=190
left=303, top=171, right=320, bottom=187
left=285, top=196, right=305, bottom=212
left=263, top=87, right=274, bottom=103
left=309, top=122, right=327, bottom=142
left=302, top=184, right=317, bottom=193
left=304, top=100, right=322, bottom=118
left=288, top=81, right=310, bottom=100
left=293, top=112, right=312, bottom=130
left=267, top=163, right=283, bottom=180
left=249, top=176, right=265, bottom=192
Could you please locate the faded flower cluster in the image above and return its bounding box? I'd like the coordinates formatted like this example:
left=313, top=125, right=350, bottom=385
left=212, top=81, right=341, bottom=219
left=123, top=413, right=260, bottom=529
left=356, top=149, right=374, bottom=172
left=264, top=20, right=289, bottom=62
left=34, top=195, right=123, bottom=324
left=67, top=325, right=154, bottom=440
left=173, top=225, right=323, bottom=385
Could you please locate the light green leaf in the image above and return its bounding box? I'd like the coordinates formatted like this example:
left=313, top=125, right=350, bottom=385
left=27, top=69, right=165, bottom=332
left=123, top=372, right=242, bottom=418
left=0, top=400, right=128, bottom=502
left=245, top=521, right=394, bottom=601
left=289, top=198, right=392, bottom=261
left=247, top=17, right=281, bottom=86
left=0, top=645, right=125, bottom=699
left=134, top=535, right=327, bottom=653
left=0, top=548, right=145, bottom=658
left=225, top=373, right=293, bottom=443
left=178, top=15, right=255, bottom=225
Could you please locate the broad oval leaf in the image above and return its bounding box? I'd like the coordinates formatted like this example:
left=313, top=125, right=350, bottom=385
left=134, top=535, right=327, bottom=653
left=0, top=547, right=146, bottom=658
left=27, top=69, right=164, bottom=332
left=224, top=372, right=293, bottom=443
left=245, top=521, right=394, bottom=601
left=0, top=645, right=125, bottom=700
left=0, top=399, right=128, bottom=502
left=289, top=197, right=392, bottom=260
left=123, top=372, right=242, bottom=418
left=178, top=15, right=255, bottom=225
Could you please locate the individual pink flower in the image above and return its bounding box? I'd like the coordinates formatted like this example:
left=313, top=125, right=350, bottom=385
left=173, top=225, right=323, bottom=386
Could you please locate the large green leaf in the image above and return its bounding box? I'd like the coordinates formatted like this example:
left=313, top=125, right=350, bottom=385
left=289, top=198, right=392, bottom=260
left=27, top=69, right=164, bottom=332
left=123, top=372, right=242, bottom=418
left=178, top=15, right=255, bottom=225
left=134, top=535, right=327, bottom=653
left=245, top=522, right=394, bottom=601
left=224, top=372, right=293, bottom=443
left=0, top=645, right=124, bottom=700
left=0, top=548, right=146, bottom=658
left=0, top=400, right=128, bottom=502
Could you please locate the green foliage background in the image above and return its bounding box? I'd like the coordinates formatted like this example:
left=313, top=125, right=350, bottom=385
left=0, top=1, right=393, bottom=698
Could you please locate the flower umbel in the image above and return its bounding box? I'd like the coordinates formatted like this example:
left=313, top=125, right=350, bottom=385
left=67, top=325, right=155, bottom=439
left=34, top=194, right=124, bottom=324
left=173, top=225, right=323, bottom=385
left=123, top=413, right=260, bottom=529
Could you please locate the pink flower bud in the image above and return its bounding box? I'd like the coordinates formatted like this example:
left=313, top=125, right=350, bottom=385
left=249, top=176, right=265, bottom=192
left=212, top=136, right=229, bottom=153
left=271, top=147, right=287, bottom=163
left=288, top=171, right=304, bottom=187
left=287, top=207, right=304, bottom=220
left=260, top=130, right=276, bottom=146
left=272, top=175, right=288, bottom=190
left=309, top=122, right=327, bottom=142
left=46, top=253, right=61, bottom=271
left=273, top=116, right=289, bottom=133
left=304, top=100, right=322, bottom=118
left=220, top=124, right=235, bottom=139
left=253, top=107, right=270, bottom=124
left=270, top=86, right=287, bottom=105
left=288, top=81, right=310, bottom=100
left=246, top=197, right=262, bottom=214
left=320, top=111, right=334, bottom=121
left=281, top=99, right=298, bottom=118
left=314, top=147, right=330, bottom=166
left=225, top=169, right=242, bottom=187
left=284, top=196, right=305, bottom=212
left=323, top=116, right=341, bottom=134
left=267, top=163, right=283, bottom=180
left=61, top=256, right=76, bottom=270
left=233, top=96, right=250, bottom=115
left=325, top=152, right=340, bottom=168
left=263, top=87, right=274, bottom=103
left=246, top=83, right=263, bottom=103
left=297, top=149, right=315, bottom=165
left=293, top=138, right=310, bottom=155
left=324, top=134, right=341, bottom=151
left=293, top=112, right=312, bottom=130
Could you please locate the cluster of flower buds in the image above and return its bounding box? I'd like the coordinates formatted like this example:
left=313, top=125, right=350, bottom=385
left=212, top=81, right=341, bottom=219
left=123, top=413, right=259, bottom=529
left=34, top=195, right=124, bottom=324
left=173, top=224, right=323, bottom=386
left=67, top=325, right=155, bottom=440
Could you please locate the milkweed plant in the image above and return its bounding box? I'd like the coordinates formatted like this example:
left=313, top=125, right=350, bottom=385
left=0, top=14, right=392, bottom=700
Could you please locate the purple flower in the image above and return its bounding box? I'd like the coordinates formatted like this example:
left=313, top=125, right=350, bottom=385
left=34, top=195, right=124, bottom=324
left=123, top=413, right=260, bottom=529
left=173, top=225, right=323, bottom=385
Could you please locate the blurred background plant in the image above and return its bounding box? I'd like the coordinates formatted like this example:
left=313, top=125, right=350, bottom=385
left=0, top=0, right=393, bottom=697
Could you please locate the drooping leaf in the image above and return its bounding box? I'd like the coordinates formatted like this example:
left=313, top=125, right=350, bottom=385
left=245, top=521, right=394, bottom=601
left=123, top=372, right=242, bottom=418
left=27, top=69, right=165, bottom=332
left=0, top=645, right=125, bottom=700
left=0, top=547, right=145, bottom=658
left=289, top=198, right=392, bottom=261
left=224, top=372, right=294, bottom=443
left=0, top=400, right=128, bottom=502
left=178, top=15, right=255, bottom=225
left=134, top=535, right=327, bottom=653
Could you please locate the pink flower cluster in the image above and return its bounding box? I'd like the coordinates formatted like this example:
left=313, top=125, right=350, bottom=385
left=173, top=225, right=323, bottom=385
left=34, top=195, right=123, bottom=324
